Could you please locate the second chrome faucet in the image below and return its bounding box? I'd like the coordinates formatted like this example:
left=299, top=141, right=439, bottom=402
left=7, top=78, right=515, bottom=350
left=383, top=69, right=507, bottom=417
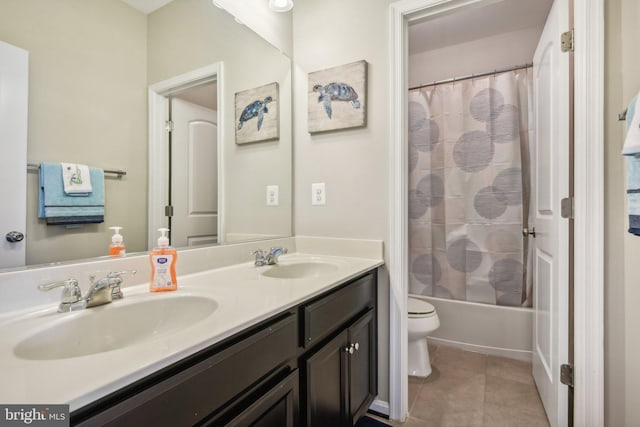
left=253, top=247, right=288, bottom=266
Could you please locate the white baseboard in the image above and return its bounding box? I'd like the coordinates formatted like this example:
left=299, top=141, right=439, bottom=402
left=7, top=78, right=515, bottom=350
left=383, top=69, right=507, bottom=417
left=368, top=399, right=390, bottom=417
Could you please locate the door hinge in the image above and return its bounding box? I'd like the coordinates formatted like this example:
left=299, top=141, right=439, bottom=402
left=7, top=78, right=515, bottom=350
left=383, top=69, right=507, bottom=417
left=165, top=120, right=174, bottom=132
left=561, top=197, right=574, bottom=219
left=561, top=30, right=574, bottom=53
left=165, top=205, right=174, bottom=217
left=560, top=364, right=574, bottom=388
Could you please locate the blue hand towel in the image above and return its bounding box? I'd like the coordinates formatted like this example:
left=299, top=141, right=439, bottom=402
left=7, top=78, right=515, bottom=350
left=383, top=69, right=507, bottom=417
left=623, top=95, right=640, bottom=235
left=38, top=163, right=105, bottom=224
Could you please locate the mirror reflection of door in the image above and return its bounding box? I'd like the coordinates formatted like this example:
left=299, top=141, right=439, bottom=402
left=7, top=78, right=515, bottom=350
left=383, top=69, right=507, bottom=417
left=168, top=82, right=218, bottom=248
left=0, top=41, right=28, bottom=268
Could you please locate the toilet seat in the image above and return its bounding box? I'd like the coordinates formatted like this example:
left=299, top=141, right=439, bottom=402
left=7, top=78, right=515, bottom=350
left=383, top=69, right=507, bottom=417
left=408, top=297, right=435, bottom=318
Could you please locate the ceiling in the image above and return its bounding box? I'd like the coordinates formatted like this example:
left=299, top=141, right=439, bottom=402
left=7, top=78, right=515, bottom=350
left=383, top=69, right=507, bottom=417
left=409, top=0, right=553, bottom=55
left=120, top=0, right=174, bottom=14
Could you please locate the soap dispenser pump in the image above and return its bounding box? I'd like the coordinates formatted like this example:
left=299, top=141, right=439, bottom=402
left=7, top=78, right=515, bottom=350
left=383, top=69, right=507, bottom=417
left=150, top=228, right=178, bottom=292
left=109, top=226, right=126, bottom=257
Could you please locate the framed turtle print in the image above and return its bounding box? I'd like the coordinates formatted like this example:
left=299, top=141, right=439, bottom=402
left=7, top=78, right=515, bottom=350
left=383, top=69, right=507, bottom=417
left=308, top=60, right=367, bottom=134
left=235, top=82, right=279, bottom=144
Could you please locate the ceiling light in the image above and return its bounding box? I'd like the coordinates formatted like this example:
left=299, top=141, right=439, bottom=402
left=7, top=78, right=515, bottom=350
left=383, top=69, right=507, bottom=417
left=269, top=0, right=293, bottom=12
left=211, top=0, right=223, bottom=9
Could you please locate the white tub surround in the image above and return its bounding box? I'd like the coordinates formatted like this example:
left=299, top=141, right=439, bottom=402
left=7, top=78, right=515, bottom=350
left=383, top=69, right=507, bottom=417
left=0, top=237, right=383, bottom=411
left=416, top=295, right=533, bottom=361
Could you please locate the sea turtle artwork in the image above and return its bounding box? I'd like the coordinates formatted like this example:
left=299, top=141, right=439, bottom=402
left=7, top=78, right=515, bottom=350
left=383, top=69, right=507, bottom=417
left=237, top=96, right=273, bottom=131
left=313, top=83, right=361, bottom=119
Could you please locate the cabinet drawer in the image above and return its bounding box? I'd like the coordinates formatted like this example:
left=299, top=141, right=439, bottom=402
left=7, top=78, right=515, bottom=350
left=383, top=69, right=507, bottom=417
left=75, top=314, right=297, bottom=427
left=303, top=272, right=375, bottom=349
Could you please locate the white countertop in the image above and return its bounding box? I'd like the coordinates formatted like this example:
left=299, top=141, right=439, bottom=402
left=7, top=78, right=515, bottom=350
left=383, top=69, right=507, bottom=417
left=0, top=253, right=383, bottom=412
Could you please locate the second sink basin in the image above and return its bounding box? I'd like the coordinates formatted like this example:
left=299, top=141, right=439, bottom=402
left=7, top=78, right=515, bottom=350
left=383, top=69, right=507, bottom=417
left=14, top=294, right=218, bottom=360
left=260, top=261, right=339, bottom=279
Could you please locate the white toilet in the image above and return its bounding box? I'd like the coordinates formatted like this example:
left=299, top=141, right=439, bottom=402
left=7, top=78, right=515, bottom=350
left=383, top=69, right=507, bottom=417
left=407, top=297, right=440, bottom=377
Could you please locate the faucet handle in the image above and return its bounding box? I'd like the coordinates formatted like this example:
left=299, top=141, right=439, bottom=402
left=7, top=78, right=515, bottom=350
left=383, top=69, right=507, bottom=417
left=107, top=270, right=136, bottom=280
left=107, top=270, right=136, bottom=300
left=252, top=249, right=267, bottom=266
left=38, top=279, right=83, bottom=312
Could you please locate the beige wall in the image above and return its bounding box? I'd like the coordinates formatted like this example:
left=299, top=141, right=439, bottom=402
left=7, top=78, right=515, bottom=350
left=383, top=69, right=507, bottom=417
left=605, top=0, right=640, bottom=425
left=214, top=0, right=293, bottom=58
left=408, top=26, right=542, bottom=86
left=148, top=0, right=292, bottom=243
left=293, top=0, right=394, bottom=403
left=0, top=0, right=148, bottom=265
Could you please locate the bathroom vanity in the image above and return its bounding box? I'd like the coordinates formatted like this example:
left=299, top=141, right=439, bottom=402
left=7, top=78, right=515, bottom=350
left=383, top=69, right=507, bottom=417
left=0, top=244, right=382, bottom=427
left=70, top=270, right=377, bottom=426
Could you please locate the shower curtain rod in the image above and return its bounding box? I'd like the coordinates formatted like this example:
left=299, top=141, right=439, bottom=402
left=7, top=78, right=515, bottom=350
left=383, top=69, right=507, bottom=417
left=408, top=63, right=533, bottom=91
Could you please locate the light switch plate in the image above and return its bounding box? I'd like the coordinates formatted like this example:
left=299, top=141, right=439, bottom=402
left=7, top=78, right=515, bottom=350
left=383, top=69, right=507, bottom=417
left=266, top=185, right=279, bottom=206
left=312, top=182, right=326, bottom=205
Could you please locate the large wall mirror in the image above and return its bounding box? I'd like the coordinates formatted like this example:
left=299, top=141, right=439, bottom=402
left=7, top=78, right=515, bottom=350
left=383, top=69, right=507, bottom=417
left=0, top=0, right=292, bottom=269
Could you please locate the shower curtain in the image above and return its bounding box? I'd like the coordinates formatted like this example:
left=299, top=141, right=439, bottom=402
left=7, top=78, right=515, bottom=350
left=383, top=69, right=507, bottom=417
left=408, top=69, right=533, bottom=307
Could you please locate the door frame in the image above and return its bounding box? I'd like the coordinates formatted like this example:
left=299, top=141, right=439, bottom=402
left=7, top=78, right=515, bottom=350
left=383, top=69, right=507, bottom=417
left=388, top=0, right=604, bottom=424
left=148, top=63, right=225, bottom=249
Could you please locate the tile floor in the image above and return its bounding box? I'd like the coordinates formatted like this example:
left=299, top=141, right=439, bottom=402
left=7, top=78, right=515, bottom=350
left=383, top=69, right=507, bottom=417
left=380, top=344, right=550, bottom=427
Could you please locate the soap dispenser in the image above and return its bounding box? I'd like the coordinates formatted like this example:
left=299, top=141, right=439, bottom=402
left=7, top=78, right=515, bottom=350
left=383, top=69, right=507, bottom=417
left=109, top=226, right=126, bottom=257
left=150, top=228, right=178, bottom=292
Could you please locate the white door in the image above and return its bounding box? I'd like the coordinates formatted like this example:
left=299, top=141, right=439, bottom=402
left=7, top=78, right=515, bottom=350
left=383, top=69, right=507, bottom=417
left=171, top=98, right=218, bottom=248
left=531, top=0, right=570, bottom=425
left=0, top=41, right=28, bottom=268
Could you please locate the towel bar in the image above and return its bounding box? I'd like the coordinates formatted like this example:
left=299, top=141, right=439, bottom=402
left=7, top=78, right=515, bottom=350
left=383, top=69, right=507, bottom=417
left=27, top=163, right=126, bottom=178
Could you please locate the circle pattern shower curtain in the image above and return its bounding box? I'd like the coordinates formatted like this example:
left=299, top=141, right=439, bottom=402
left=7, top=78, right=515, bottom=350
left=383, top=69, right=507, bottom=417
left=408, top=69, right=533, bottom=307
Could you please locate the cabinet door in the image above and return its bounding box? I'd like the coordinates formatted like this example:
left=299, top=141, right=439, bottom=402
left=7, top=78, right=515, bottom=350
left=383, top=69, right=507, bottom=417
left=348, top=309, right=377, bottom=425
left=305, top=330, right=349, bottom=427
left=225, top=370, right=299, bottom=427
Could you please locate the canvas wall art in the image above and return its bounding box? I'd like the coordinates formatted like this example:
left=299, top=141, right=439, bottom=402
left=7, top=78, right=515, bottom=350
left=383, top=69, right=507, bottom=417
left=308, top=60, right=367, bottom=134
left=235, top=82, right=279, bottom=144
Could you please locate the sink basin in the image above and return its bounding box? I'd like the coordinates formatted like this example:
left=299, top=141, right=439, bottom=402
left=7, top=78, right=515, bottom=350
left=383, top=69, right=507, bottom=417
left=261, top=261, right=339, bottom=279
left=14, top=295, right=218, bottom=360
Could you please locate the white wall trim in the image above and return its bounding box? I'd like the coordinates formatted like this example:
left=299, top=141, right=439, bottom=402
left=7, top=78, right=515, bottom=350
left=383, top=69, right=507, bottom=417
left=572, top=0, right=605, bottom=425
left=148, top=63, right=224, bottom=248
left=388, top=0, right=604, bottom=423
left=369, top=399, right=390, bottom=417
left=388, top=2, right=409, bottom=421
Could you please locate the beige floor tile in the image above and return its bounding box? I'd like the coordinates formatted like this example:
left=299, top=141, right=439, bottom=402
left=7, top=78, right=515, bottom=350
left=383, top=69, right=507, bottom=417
left=410, top=399, right=484, bottom=427
left=409, top=375, right=425, bottom=413
left=398, top=417, right=430, bottom=427
left=416, top=369, right=485, bottom=403
left=432, top=346, right=487, bottom=377
left=486, top=355, right=534, bottom=385
left=484, top=374, right=543, bottom=407
left=405, top=346, right=548, bottom=427
left=482, top=402, right=550, bottom=427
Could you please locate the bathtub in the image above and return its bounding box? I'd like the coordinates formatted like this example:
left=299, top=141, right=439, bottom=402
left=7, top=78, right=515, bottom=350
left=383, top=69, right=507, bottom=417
left=411, top=295, right=533, bottom=361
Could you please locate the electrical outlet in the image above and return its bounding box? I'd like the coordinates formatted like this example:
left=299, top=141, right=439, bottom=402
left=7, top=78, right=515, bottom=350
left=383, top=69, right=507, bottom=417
left=266, top=185, right=279, bottom=206
left=311, top=182, right=326, bottom=205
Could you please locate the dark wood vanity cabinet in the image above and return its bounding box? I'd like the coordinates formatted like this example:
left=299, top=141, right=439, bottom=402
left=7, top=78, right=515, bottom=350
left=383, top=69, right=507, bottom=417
left=72, top=313, right=299, bottom=427
left=302, top=272, right=377, bottom=427
left=70, top=269, right=377, bottom=427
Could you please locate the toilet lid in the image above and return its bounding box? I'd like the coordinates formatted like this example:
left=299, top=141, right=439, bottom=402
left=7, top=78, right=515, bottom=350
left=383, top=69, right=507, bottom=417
left=408, top=297, right=435, bottom=315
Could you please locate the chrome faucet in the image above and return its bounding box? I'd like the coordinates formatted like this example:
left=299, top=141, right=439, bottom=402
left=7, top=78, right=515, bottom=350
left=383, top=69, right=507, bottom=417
left=85, top=271, right=135, bottom=308
left=39, top=270, right=136, bottom=312
left=253, top=247, right=288, bottom=266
